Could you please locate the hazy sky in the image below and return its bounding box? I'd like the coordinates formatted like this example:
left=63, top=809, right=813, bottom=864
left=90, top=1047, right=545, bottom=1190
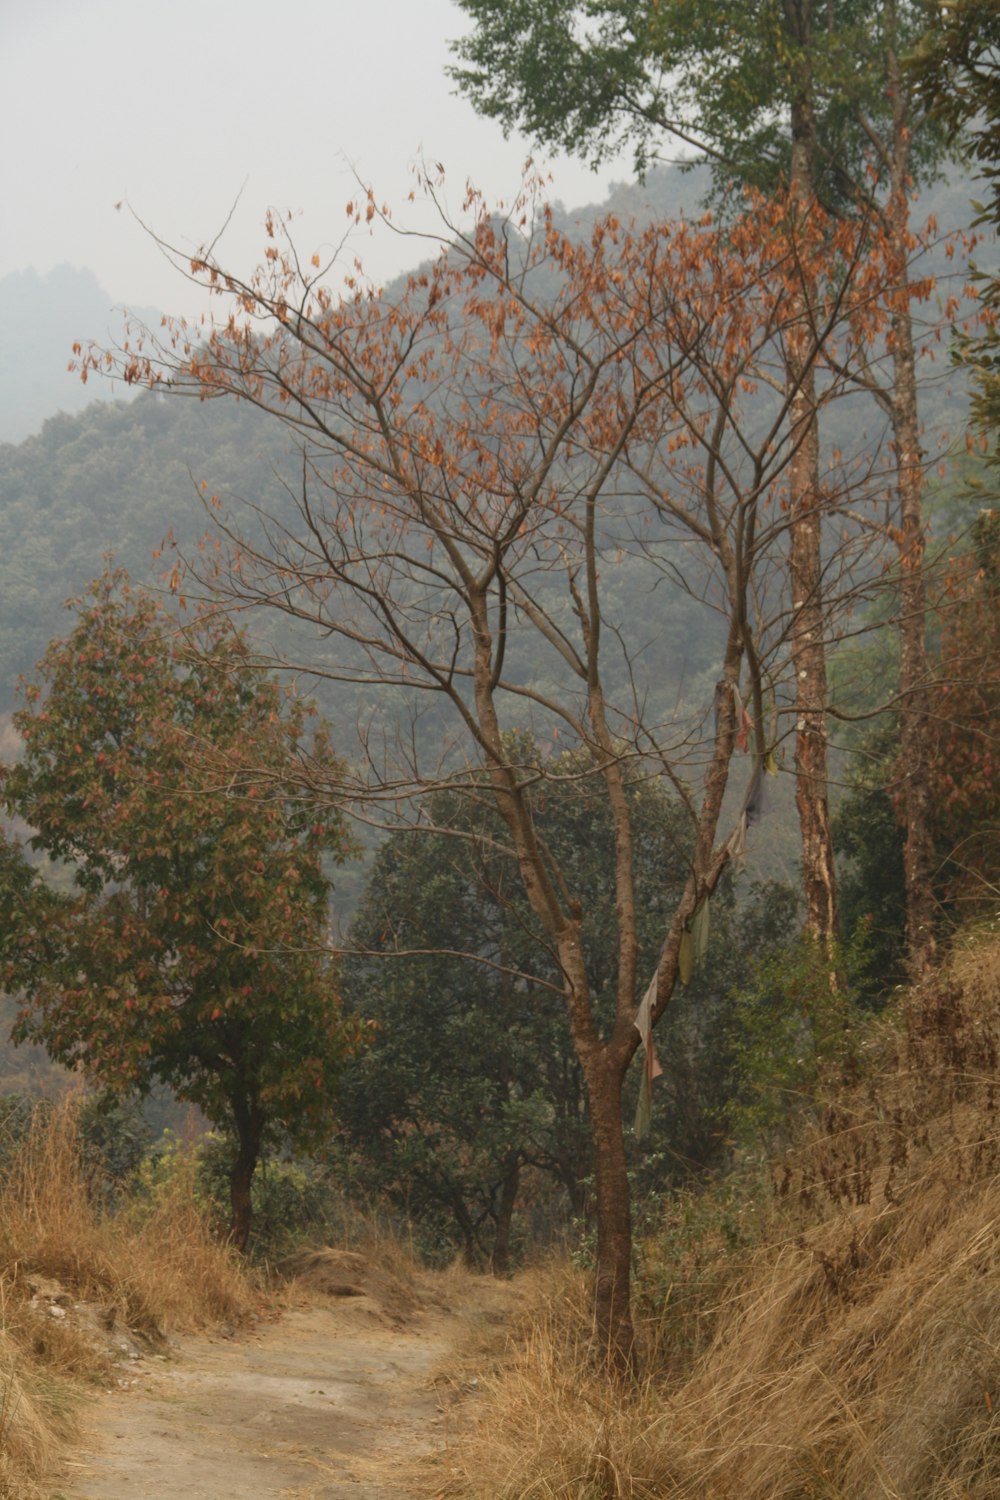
left=2, top=0, right=637, bottom=314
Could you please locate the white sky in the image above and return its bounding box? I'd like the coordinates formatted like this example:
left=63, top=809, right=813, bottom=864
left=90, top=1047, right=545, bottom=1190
left=1, top=0, right=637, bottom=314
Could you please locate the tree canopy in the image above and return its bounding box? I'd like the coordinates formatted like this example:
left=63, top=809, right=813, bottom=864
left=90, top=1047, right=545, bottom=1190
left=1, top=572, right=359, bottom=1247
left=911, top=0, right=1000, bottom=453
left=449, top=1, right=944, bottom=203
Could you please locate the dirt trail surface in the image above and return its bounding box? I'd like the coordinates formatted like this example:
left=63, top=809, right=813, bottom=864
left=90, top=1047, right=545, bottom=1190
left=51, top=1253, right=493, bottom=1500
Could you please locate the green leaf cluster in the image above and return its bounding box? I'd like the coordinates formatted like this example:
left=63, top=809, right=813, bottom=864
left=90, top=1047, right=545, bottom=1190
left=910, top=0, right=1000, bottom=461
left=724, top=922, right=876, bottom=1151
left=451, top=0, right=948, bottom=206
left=339, top=746, right=692, bottom=1265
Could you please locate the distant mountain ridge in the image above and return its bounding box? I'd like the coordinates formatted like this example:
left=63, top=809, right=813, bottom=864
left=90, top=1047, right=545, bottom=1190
left=0, top=265, right=159, bottom=445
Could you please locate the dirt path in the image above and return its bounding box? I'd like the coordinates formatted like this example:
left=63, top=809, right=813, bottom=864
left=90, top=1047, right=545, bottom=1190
left=51, top=1289, right=480, bottom=1500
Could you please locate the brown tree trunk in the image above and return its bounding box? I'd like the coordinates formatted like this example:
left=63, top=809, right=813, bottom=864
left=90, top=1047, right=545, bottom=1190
left=887, top=40, right=937, bottom=976
left=583, top=1047, right=637, bottom=1380
left=788, top=381, right=837, bottom=944
left=228, top=1109, right=262, bottom=1253
left=491, top=1158, right=520, bottom=1277
left=787, top=48, right=838, bottom=947
left=469, top=588, right=640, bottom=1376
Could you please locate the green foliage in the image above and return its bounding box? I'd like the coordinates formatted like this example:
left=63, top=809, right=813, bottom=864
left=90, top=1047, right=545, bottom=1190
left=626, top=877, right=803, bottom=1176
left=0, top=1088, right=149, bottom=1210
left=833, top=725, right=909, bottom=1000
left=450, top=0, right=948, bottom=203
left=340, top=756, right=801, bottom=1266
left=921, top=509, right=1000, bottom=909
left=340, top=750, right=693, bottom=1265
left=0, top=1090, right=42, bottom=1170
left=725, top=925, right=875, bottom=1151
left=0, top=570, right=359, bottom=1240
left=137, top=1129, right=343, bottom=1261
left=74, top=1092, right=153, bottom=1207
left=833, top=508, right=1000, bottom=964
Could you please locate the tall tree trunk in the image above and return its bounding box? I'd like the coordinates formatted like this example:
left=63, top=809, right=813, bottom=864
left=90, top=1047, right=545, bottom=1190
left=583, top=1048, right=637, bottom=1380
left=470, top=593, right=640, bottom=1377
left=787, top=59, right=838, bottom=946
left=887, top=38, right=937, bottom=976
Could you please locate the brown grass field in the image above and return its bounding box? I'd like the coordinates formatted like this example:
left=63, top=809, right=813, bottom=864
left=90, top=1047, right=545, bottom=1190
left=443, top=932, right=1000, bottom=1499
left=4, top=932, right=1000, bottom=1498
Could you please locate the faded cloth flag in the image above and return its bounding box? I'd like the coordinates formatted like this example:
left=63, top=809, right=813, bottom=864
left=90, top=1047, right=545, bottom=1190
left=633, top=970, right=663, bottom=1139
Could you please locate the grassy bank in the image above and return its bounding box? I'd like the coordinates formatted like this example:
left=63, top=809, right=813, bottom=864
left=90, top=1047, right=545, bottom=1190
left=444, top=934, right=1000, bottom=1499
left=0, top=1099, right=257, bottom=1499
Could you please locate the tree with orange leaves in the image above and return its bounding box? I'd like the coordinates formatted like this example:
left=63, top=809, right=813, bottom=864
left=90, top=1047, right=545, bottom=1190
left=80, top=177, right=893, bottom=1375
left=451, top=0, right=961, bottom=976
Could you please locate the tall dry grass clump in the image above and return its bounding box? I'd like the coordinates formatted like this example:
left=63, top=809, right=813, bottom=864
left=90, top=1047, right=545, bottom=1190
left=446, top=933, right=1000, bottom=1500
left=0, top=1098, right=257, bottom=1498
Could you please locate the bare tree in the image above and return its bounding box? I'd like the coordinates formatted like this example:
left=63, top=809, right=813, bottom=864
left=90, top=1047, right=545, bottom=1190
left=84, top=178, right=892, bottom=1376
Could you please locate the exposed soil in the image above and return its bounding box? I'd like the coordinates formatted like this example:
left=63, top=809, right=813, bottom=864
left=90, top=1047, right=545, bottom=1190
left=48, top=1254, right=498, bottom=1500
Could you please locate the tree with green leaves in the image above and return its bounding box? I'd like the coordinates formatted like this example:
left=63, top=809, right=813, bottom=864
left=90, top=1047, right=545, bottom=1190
left=450, top=0, right=956, bottom=973
left=0, top=572, right=359, bottom=1249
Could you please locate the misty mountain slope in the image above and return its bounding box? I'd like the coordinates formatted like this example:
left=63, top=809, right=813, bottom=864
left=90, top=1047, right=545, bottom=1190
left=0, top=163, right=978, bottom=741
left=0, top=392, right=302, bottom=698
left=0, top=265, right=162, bottom=445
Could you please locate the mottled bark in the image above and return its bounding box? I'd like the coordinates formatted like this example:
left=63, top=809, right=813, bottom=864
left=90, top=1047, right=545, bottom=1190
left=468, top=568, right=642, bottom=1376
left=787, top=47, right=838, bottom=946
left=582, top=1047, right=637, bottom=1378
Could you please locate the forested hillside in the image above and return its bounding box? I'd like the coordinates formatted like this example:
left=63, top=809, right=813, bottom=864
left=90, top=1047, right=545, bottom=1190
left=0, top=155, right=981, bottom=1108
left=0, top=162, right=976, bottom=714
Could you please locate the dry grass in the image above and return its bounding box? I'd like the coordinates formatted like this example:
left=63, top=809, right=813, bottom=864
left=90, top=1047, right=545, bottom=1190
left=444, top=934, right=1000, bottom=1500
left=0, top=1098, right=258, bottom=1498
